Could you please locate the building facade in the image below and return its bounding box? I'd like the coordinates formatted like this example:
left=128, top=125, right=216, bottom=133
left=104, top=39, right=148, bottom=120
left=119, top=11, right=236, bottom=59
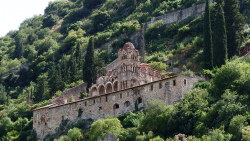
left=33, top=43, right=200, bottom=139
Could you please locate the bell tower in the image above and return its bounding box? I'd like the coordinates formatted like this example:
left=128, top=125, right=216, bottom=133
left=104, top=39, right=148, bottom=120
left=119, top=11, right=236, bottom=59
left=117, top=42, right=140, bottom=90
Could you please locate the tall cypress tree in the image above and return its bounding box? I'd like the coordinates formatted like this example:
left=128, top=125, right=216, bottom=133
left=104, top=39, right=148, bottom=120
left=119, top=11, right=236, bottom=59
left=70, top=57, right=78, bottom=82
left=34, top=73, right=50, bottom=102
left=75, top=42, right=82, bottom=65
left=0, top=84, right=7, bottom=104
left=74, top=42, right=83, bottom=79
left=213, top=2, right=228, bottom=67
left=83, top=37, right=96, bottom=92
left=224, top=0, right=243, bottom=58
left=203, top=0, right=213, bottom=69
left=49, top=63, right=64, bottom=95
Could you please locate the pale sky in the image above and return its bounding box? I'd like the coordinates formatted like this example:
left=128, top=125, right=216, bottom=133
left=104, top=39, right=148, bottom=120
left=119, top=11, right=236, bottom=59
left=0, top=0, right=56, bottom=37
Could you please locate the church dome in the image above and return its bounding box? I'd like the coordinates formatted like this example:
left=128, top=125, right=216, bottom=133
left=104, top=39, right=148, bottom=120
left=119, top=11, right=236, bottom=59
left=123, top=42, right=135, bottom=50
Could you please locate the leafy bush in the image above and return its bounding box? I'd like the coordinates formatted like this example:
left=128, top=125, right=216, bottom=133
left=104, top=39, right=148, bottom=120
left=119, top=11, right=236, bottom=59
left=145, top=20, right=165, bottom=44
left=119, top=20, right=141, bottom=35
left=67, top=128, right=82, bottom=141
left=91, top=10, right=111, bottom=33
left=42, top=14, right=59, bottom=28
left=45, top=0, right=73, bottom=18
left=242, top=126, right=250, bottom=141
left=228, top=115, right=247, bottom=140
left=89, top=118, right=123, bottom=141
left=83, top=0, right=105, bottom=10
left=148, top=61, right=167, bottom=73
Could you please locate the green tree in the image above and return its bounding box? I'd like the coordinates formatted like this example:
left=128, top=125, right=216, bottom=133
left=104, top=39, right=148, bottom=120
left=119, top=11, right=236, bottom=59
left=150, top=136, right=164, bottom=141
left=42, top=14, right=59, bottom=28
left=242, top=126, right=250, bottom=141
left=91, top=11, right=111, bottom=33
left=224, top=0, right=243, bottom=58
left=83, top=37, right=96, bottom=92
left=212, top=2, right=228, bottom=67
left=203, top=0, right=213, bottom=69
left=205, top=90, right=245, bottom=129
left=49, top=64, right=64, bottom=95
left=140, top=99, right=166, bottom=133
left=34, top=73, right=50, bottom=102
left=83, top=0, right=105, bottom=10
left=74, top=41, right=83, bottom=68
left=14, top=31, right=27, bottom=58
left=69, top=57, right=78, bottom=82
left=67, top=128, right=82, bottom=141
left=201, top=129, right=232, bottom=141
left=89, top=118, right=123, bottom=141
left=58, top=135, right=71, bottom=141
left=0, top=84, right=7, bottom=104
left=148, top=61, right=167, bottom=73
left=228, top=115, right=247, bottom=140
left=62, top=29, right=85, bottom=53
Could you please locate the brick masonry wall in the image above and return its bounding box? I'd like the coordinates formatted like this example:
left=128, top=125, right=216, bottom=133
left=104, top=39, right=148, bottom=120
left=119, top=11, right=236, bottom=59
left=33, top=75, right=200, bottom=139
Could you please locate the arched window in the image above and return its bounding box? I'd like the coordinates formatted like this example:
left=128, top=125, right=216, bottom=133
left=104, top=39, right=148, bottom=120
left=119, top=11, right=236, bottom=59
left=113, top=104, right=119, bottom=109
left=184, top=79, right=187, bottom=85
left=106, top=83, right=112, bottom=93
left=99, top=85, right=105, bottom=95
left=124, top=101, right=130, bottom=107
left=113, top=81, right=118, bottom=91
left=91, top=87, right=98, bottom=96
left=136, top=97, right=142, bottom=104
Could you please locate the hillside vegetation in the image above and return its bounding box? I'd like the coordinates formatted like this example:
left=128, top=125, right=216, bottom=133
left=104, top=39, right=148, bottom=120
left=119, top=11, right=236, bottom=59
left=0, top=0, right=250, bottom=140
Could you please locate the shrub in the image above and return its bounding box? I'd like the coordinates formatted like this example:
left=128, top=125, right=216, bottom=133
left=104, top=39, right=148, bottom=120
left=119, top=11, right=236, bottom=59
left=83, top=0, right=105, bottom=10
left=145, top=20, right=164, bottom=43
left=91, top=10, right=111, bottom=33
left=177, top=25, right=191, bottom=40
left=67, top=128, right=82, bottom=141
left=228, top=115, right=247, bottom=140
left=89, top=118, right=123, bottom=141
left=242, top=126, right=250, bottom=141
left=201, top=129, right=232, bottom=141
left=148, top=61, right=167, bottom=73
left=120, top=20, right=141, bottom=35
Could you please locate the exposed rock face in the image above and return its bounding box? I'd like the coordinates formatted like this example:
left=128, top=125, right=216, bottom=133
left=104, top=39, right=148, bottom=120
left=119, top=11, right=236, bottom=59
left=33, top=43, right=201, bottom=139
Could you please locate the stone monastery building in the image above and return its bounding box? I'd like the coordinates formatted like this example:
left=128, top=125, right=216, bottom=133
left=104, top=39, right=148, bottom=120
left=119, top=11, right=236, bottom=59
left=33, top=42, right=200, bottom=139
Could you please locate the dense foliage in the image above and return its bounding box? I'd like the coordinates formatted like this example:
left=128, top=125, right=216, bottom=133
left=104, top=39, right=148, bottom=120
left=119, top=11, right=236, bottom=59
left=0, top=0, right=249, bottom=140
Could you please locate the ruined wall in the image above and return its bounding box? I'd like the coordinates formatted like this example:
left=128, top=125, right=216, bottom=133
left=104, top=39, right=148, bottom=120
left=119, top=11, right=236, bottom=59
left=130, top=3, right=205, bottom=49
left=52, top=83, right=86, bottom=104
left=33, top=75, right=200, bottom=139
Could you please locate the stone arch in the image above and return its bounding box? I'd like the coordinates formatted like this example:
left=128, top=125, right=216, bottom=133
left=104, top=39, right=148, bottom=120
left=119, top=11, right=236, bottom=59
left=124, top=101, right=131, bottom=107
left=131, top=78, right=137, bottom=87
left=90, top=87, right=98, bottom=96
left=113, top=103, right=120, bottom=109
left=113, top=81, right=118, bottom=92
left=98, top=85, right=105, bottom=95
left=135, top=97, right=143, bottom=110
left=135, top=97, right=142, bottom=105
left=113, top=103, right=120, bottom=116
left=105, top=83, right=113, bottom=94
